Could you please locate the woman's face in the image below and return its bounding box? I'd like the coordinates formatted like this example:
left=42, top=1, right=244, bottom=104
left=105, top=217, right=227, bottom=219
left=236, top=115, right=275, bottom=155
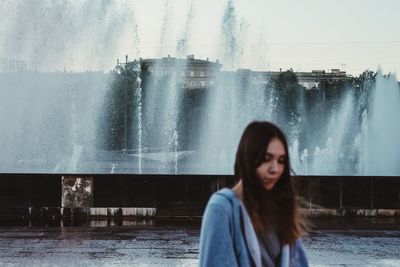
left=255, top=137, right=286, bottom=190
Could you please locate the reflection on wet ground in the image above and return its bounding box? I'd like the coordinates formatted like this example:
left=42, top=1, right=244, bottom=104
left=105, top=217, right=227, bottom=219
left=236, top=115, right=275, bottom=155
left=0, top=220, right=399, bottom=266
left=1, top=215, right=400, bottom=229
left=0, top=225, right=200, bottom=266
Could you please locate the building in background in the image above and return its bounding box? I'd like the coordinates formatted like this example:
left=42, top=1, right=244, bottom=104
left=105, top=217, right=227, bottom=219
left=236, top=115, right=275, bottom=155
left=119, top=55, right=350, bottom=90
left=138, top=55, right=223, bottom=89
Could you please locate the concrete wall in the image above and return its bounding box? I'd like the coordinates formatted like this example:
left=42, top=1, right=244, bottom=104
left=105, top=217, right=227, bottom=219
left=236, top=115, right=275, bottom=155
left=0, top=174, right=399, bottom=221
left=297, top=176, right=400, bottom=209
left=297, top=176, right=400, bottom=217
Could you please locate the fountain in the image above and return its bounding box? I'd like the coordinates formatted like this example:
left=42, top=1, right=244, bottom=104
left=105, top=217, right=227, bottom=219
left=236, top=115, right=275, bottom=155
left=362, top=72, right=400, bottom=175
left=0, top=1, right=399, bottom=176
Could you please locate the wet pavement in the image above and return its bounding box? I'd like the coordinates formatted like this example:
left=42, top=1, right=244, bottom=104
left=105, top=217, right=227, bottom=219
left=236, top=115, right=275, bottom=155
left=0, top=223, right=399, bottom=266
left=303, top=230, right=400, bottom=267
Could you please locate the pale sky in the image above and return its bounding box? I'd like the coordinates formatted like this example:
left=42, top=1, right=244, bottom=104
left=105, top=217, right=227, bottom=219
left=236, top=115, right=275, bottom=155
left=1, top=0, right=399, bottom=75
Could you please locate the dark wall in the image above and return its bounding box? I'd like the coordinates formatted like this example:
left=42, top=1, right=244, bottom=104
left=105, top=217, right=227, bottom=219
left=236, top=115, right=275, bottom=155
left=0, top=174, right=60, bottom=207
left=92, top=175, right=229, bottom=210
left=0, top=174, right=399, bottom=210
left=297, top=176, right=400, bottom=209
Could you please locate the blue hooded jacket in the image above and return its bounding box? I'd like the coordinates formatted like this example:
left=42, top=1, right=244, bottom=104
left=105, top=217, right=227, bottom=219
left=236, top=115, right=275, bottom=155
left=199, top=188, right=309, bottom=267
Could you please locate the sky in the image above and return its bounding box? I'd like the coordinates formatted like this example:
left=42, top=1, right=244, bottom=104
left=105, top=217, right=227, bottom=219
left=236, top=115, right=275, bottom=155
left=0, top=0, right=399, bottom=76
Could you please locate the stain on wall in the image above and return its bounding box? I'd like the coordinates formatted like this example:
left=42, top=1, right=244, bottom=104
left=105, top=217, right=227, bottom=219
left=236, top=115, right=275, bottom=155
left=61, top=176, right=93, bottom=208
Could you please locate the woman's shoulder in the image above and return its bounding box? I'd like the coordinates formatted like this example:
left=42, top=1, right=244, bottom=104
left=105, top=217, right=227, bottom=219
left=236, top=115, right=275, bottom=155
left=203, top=188, right=240, bottom=216
left=289, top=239, right=309, bottom=267
left=207, top=188, right=238, bottom=206
left=201, top=189, right=236, bottom=229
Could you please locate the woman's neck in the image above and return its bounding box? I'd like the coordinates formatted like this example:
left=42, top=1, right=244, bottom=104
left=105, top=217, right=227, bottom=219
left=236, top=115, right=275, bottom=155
left=232, top=179, right=243, bottom=200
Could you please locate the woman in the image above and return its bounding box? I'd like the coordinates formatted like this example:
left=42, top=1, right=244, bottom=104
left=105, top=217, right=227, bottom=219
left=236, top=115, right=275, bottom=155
left=199, top=121, right=309, bottom=267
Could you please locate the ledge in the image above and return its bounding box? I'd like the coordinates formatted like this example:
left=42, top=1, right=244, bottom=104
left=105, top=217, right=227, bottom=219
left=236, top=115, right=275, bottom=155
left=304, top=208, right=400, bottom=217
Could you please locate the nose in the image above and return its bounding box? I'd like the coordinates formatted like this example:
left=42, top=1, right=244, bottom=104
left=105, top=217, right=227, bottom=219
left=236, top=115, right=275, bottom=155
left=269, top=160, right=278, bottom=173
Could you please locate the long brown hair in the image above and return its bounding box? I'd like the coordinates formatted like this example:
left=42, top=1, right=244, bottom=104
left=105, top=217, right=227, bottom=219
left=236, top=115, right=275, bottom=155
left=234, top=121, right=307, bottom=245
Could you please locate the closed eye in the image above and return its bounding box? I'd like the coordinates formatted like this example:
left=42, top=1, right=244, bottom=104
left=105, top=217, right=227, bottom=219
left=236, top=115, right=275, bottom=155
left=264, top=155, right=271, bottom=162
left=264, top=154, right=286, bottom=164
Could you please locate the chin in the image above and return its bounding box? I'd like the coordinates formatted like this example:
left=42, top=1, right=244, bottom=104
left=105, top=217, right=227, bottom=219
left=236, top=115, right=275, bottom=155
left=264, top=184, right=275, bottom=191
